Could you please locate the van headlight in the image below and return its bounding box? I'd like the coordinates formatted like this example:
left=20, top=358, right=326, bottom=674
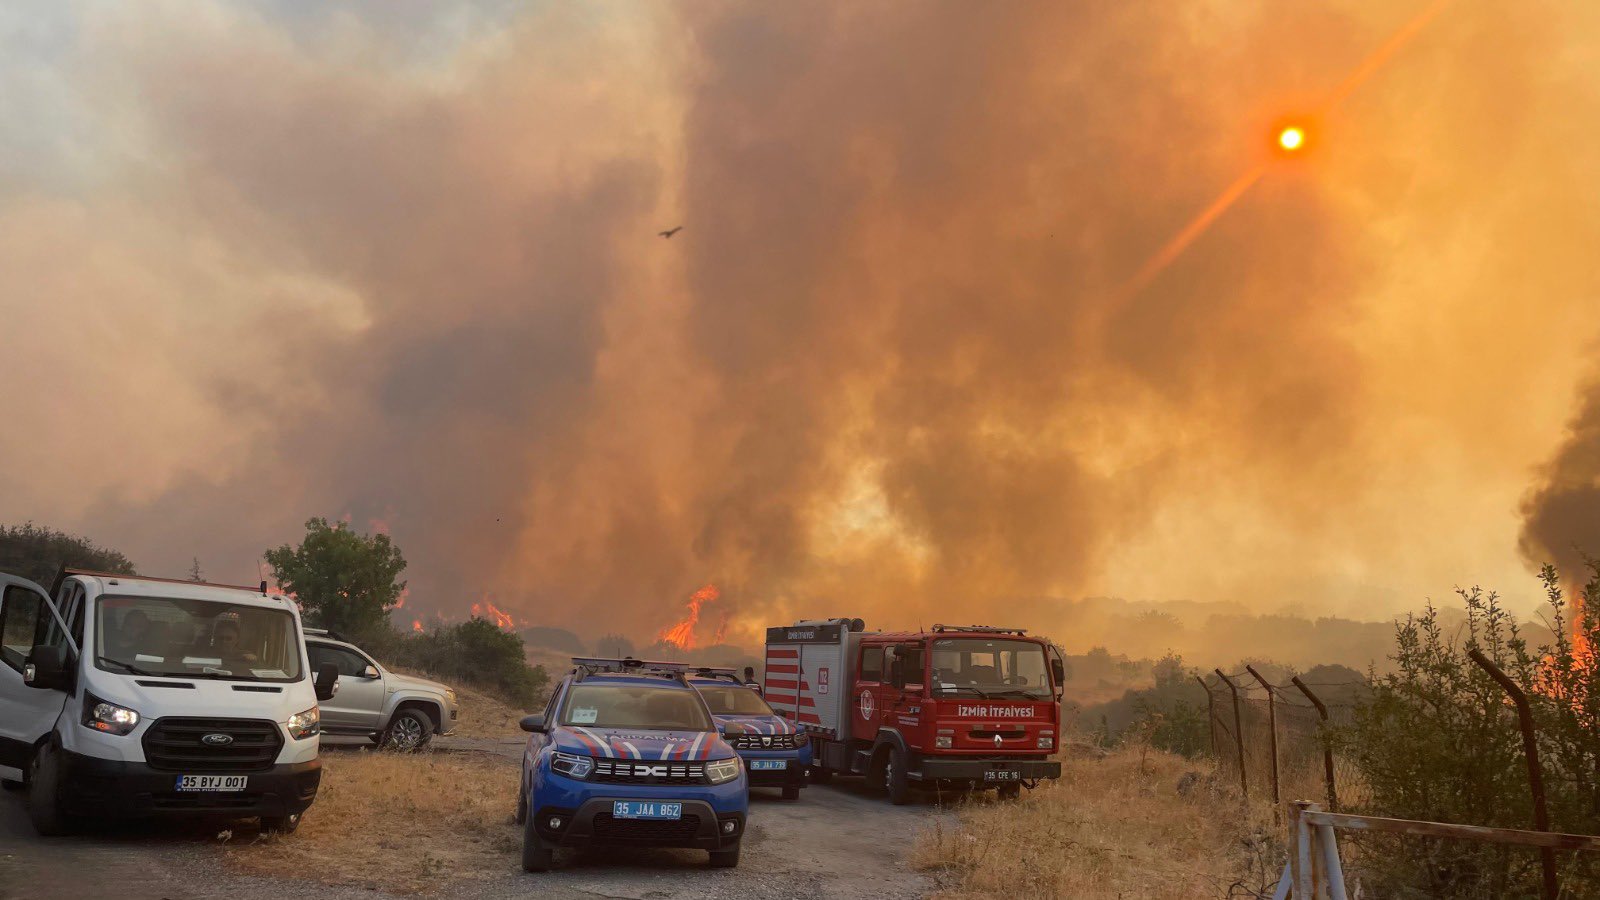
left=287, top=706, right=320, bottom=740
left=706, top=757, right=741, bottom=785
left=82, top=693, right=140, bottom=736
left=550, top=751, right=594, bottom=780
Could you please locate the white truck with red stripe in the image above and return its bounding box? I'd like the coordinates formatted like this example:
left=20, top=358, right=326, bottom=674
left=765, top=619, right=1065, bottom=804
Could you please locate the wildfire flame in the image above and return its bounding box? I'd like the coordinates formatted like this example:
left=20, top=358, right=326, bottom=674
left=412, top=619, right=423, bottom=633
left=712, top=610, right=729, bottom=646
left=658, top=584, right=720, bottom=651
left=394, top=587, right=408, bottom=609
left=470, top=599, right=516, bottom=630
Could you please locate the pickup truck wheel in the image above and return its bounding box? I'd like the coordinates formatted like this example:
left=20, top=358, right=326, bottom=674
left=27, top=743, right=74, bottom=836
left=521, top=814, right=554, bottom=872
left=997, top=783, right=1022, bottom=801
left=260, top=812, right=301, bottom=834
left=708, top=842, right=741, bottom=868
left=884, top=747, right=911, bottom=806
left=382, top=709, right=433, bottom=752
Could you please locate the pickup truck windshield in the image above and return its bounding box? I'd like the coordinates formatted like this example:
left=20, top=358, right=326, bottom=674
left=560, top=684, right=712, bottom=731
left=696, top=683, right=775, bottom=716
left=95, top=596, right=303, bottom=682
left=930, top=637, right=1051, bottom=699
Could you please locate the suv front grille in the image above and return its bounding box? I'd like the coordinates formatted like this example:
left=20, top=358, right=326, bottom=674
left=731, top=733, right=801, bottom=750
left=591, top=760, right=707, bottom=785
left=142, top=717, right=283, bottom=772
left=591, top=812, right=701, bottom=842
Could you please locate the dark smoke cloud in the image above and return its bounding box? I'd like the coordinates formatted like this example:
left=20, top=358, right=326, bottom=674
left=1522, top=380, right=1600, bottom=578
left=5, top=1, right=1600, bottom=655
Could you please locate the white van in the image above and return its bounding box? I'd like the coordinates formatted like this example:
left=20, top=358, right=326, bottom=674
left=0, top=569, right=337, bottom=835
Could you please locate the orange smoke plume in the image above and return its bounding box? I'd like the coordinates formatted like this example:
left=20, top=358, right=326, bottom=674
left=657, top=584, right=720, bottom=651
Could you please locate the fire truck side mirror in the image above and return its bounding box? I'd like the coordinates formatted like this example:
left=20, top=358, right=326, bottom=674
left=888, top=656, right=905, bottom=688
left=1051, top=657, right=1065, bottom=687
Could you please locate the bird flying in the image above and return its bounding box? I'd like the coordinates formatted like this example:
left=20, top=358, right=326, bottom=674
left=658, top=226, right=683, bottom=238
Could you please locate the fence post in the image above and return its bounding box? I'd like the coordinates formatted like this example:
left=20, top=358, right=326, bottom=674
left=1291, top=676, right=1338, bottom=813
left=1216, top=668, right=1248, bottom=801
left=1246, top=665, right=1280, bottom=807
left=1195, top=674, right=1218, bottom=758
left=1289, top=800, right=1316, bottom=900
left=1467, top=648, right=1558, bottom=900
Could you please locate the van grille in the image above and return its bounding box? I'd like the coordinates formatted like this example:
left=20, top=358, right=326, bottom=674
left=141, top=718, right=283, bottom=772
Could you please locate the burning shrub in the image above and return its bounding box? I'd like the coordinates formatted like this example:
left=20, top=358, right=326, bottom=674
left=1331, top=567, right=1599, bottom=898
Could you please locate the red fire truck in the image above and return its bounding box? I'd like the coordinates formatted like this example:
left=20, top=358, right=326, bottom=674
left=763, top=619, right=1065, bottom=804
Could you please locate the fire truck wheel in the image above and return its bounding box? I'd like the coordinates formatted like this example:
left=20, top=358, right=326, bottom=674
left=782, top=785, right=800, bottom=801
left=884, top=747, right=911, bottom=806
left=997, top=783, right=1022, bottom=801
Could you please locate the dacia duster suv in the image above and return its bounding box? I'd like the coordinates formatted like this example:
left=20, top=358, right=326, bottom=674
left=516, top=658, right=748, bottom=871
left=689, top=669, right=811, bottom=800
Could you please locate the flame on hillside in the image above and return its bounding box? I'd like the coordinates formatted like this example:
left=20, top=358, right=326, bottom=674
left=471, top=599, right=516, bottom=630
left=658, top=584, right=719, bottom=651
left=412, top=619, right=423, bottom=633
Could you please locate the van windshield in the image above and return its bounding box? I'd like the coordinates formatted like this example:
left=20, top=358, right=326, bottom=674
left=95, top=596, right=303, bottom=682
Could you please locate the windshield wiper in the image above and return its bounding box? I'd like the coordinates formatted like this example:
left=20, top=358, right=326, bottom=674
left=988, top=688, right=1039, bottom=700
left=97, top=656, right=158, bottom=677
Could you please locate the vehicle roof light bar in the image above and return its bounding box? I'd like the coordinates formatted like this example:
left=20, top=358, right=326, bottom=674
left=930, top=624, right=1029, bottom=636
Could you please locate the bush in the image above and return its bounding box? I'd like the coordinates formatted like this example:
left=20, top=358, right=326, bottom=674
left=1085, top=654, right=1212, bottom=757
left=376, top=618, right=550, bottom=709
left=0, top=522, right=136, bottom=586
left=1332, top=568, right=1599, bottom=899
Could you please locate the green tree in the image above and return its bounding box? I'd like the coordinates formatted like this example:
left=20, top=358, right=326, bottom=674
left=264, top=517, right=406, bottom=641
left=388, top=618, right=550, bottom=707
left=0, top=522, right=136, bottom=586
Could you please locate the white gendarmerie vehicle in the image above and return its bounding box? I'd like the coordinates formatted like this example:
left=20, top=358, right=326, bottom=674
left=0, top=569, right=338, bottom=835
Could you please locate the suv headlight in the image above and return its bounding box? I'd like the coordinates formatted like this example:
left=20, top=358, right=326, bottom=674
left=550, top=751, right=594, bottom=780
left=793, top=730, right=809, bottom=746
left=706, top=757, right=741, bottom=785
left=287, top=706, right=320, bottom=740
left=82, top=693, right=140, bottom=736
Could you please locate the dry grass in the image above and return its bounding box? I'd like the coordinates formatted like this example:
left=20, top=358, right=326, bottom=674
left=448, top=680, right=529, bottom=740
left=226, top=750, right=520, bottom=894
left=913, top=746, right=1283, bottom=899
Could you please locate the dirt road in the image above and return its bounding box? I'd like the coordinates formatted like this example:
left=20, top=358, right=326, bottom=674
left=0, top=739, right=940, bottom=899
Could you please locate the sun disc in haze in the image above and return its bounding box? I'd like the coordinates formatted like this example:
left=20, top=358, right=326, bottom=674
left=1278, top=126, right=1306, bottom=152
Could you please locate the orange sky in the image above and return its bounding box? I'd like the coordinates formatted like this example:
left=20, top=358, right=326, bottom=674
left=3, top=1, right=1599, bottom=654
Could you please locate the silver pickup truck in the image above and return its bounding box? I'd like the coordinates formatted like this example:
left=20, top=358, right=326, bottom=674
left=304, top=631, right=458, bottom=751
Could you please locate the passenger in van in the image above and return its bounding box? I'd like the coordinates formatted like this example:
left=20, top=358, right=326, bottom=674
left=212, top=619, right=259, bottom=669
left=106, top=610, right=151, bottom=661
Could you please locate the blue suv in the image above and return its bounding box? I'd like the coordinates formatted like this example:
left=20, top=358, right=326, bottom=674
left=516, top=658, right=748, bottom=871
left=689, top=669, right=811, bottom=800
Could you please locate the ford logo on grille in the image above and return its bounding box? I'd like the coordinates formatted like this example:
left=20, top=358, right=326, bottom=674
left=202, top=733, right=234, bottom=747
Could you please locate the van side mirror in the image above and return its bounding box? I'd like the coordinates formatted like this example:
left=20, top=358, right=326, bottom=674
left=23, top=644, right=69, bottom=691
left=519, top=714, right=546, bottom=733
left=314, top=662, right=340, bottom=701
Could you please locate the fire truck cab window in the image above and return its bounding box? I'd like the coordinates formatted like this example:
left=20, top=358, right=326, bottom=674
left=930, top=638, right=1050, bottom=698
left=860, top=646, right=884, bottom=682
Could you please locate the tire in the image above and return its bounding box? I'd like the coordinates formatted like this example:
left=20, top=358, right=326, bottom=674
left=522, top=814, right=554, bottom=872
left=381, top=708, right=433, bottom=752
left=27, top=743, right=74, bottom=836
left=514, top=773, right=529, bottom=825
left=782, top=785, right=800, bottom=801
left=708, top=842, right=741, bottom=868
left=809, top=764, right=832, bottom=785
left=260, top=812, right=302, bottom=834
left=884, top=746, right=911, bottom=806
left=864, top=750, right=887, bottom=796
left=997, top=783, right=1022, bottom=801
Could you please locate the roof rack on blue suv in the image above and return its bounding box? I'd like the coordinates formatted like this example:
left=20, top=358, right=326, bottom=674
left=515, top=657, right=748, bottom=871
